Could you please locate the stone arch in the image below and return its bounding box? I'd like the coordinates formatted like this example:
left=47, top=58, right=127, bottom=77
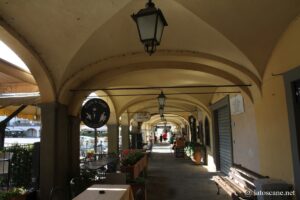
left=0, top=21, right=55, bottom=102
left=148, top=114, right=189, bottom=127
left=59, top=52, right=261, bottom=105
left=119, top=94, right=210, bottom=118
left=25, top=128, right=38, bottom=137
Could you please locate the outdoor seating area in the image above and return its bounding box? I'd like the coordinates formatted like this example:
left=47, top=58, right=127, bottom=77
left=65, top=149, right=149, bottom=200
left=72, top=184, right=134, bottom=200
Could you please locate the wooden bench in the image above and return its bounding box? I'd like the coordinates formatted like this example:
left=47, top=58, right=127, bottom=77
left=212, top=164, right=269, bottom=200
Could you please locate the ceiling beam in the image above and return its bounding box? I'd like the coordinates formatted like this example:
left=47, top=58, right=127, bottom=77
left=71, top=84, right=251, bottom=92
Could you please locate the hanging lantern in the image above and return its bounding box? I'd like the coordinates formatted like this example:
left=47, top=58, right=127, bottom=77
left=132, top=0, right=168, bottom=55
left=159, top=106, right=164, bottom=116
left=157, top=91, right=166, bottom=107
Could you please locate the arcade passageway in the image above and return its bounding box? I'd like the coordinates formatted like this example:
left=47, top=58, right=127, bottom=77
left=147, top=144, right=230, bottom=200
left=0, top=0, right=300, bottom=199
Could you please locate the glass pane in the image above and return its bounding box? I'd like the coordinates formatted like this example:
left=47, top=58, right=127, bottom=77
left=156, top=16, right=164, bottom=43
left=137, top=14, right=157, bottom=41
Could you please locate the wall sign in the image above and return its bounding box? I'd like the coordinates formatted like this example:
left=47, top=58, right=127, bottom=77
left=81, top=98, right=110, bottom=128
left=133, top=112, right=151, bottom=122
left=230, top=94, right=245, bottom=115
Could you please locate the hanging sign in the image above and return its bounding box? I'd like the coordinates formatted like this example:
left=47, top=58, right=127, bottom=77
left=81, top=98, right=110, bottom=128
left=133, top=112, right=151, bottom=122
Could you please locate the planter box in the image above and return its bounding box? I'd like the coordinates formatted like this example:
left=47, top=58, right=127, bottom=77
left=131, top=183, right=146, bottom=200
left=121, top=155, right=148, bottom=179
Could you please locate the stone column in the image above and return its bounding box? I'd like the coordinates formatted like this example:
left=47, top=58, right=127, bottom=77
left=107, top=124, right=119, bottom=154
left=120, top=112, right=130, bottom=150
left=69, top=116, right=80, bottom=178
left=121, top=125, right=130, bottom=150
left=40, top=102, right=72, bottom=200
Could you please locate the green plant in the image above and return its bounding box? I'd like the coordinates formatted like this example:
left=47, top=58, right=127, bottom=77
left=0, top=188, right=26, bottom=200
left=184, top=142, right=205, bottom=157
left=4, top=145, right=33, bottom=188
left=121, top=150, right=144, bottom=166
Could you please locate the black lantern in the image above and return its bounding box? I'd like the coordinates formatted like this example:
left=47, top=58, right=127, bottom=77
left=132, top=0, right=168, bottom=55
left=159, top=106, right=164, bottom=116
left=157, top=91, right=166, bottom=107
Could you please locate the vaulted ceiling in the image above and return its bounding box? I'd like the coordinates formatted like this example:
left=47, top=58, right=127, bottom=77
left=0, top=0, right=299, bottom=120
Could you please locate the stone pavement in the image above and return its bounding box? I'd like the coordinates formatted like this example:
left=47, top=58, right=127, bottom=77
left=146, top=143, right=231, bottom=200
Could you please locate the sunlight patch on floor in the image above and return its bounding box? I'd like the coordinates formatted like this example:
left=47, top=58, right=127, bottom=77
left=152, top=144, right=173, bottom=154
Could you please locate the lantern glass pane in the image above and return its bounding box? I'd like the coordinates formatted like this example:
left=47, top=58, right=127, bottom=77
left=159, top=107, right=164, bottom=115
left=137, top=14, right=157, bottom=41
left=158, top=97, right=165, bottom=106
left=156, top=16, right=164, bottom=43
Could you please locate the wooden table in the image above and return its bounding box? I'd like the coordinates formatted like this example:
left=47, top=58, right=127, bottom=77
left=73, top=184, right=134, bottom=200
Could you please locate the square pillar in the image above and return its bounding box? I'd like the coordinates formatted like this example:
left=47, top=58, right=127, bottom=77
left=121, top=125, right=130, bottom=150
left=107, top=124, right=119, bottom=154
left=69, top=116, right=80, bottom=178
left=40, top=102, right=73, bottom=200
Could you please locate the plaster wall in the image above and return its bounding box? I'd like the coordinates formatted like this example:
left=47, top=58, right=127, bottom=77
left=202, top=112, right=216, bottom=172
left=231, top=96, right=260, bottom=173
left=255, top=78, right=294, bottom=183
left=254, top=16, right=300, bottom=184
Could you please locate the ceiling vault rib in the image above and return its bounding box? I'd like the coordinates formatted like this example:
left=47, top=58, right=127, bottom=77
left=71, top=84, right=251, bottom=92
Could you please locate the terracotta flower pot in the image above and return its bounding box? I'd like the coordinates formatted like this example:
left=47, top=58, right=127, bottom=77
left=192, top=151, right=202, bottom=165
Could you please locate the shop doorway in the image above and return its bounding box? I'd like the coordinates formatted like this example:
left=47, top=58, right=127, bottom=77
left=211, top=96, right=233, bottom=175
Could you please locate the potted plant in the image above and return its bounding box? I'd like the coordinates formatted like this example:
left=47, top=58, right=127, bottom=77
left=184, top=142, right=205, bottom=165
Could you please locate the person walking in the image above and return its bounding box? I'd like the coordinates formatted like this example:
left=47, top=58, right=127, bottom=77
left=159, top=134, right=163, bottom=143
